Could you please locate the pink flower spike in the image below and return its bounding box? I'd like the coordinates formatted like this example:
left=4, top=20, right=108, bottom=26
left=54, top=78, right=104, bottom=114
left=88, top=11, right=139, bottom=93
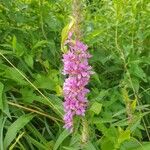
left=62, top=32, right=93, bottom=132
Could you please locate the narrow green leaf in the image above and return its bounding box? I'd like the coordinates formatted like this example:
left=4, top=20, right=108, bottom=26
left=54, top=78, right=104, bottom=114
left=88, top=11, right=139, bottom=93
left=62, top=147, right=78, bottom=150
left=12, top=35, right=17, bottom=52
left=12, top=36, right=24, bottom=57
left=4, top=114, right=35, bottom=149
left=25, top=135, right=47, bottom=150
left=0, top=115, right=7, bottom=150
left=26, top=124, right=48, bottom=144
left=3, top=94, right=11, bottom=118
left=53, top=129, right=70, bottom=150
left=0, top=82, right=4, bottom=110
left=131, top=99, right=137, bottom=112
left=0, top=82, right=10, bottom=117
left=61, top=16, right=75, bottom=52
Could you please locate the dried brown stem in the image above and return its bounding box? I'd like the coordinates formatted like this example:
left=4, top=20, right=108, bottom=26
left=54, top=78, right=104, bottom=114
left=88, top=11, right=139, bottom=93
left=72, top=0, right=83, bottom=40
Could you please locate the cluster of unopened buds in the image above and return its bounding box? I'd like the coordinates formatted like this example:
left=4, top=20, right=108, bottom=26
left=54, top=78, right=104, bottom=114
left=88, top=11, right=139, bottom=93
left=62, top=32, right=93, bottom=132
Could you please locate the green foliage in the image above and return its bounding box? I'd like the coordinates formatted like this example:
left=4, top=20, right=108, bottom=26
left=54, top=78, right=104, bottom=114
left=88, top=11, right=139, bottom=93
left=61, top=16, right=75, bottom=53
left=90, top=101, right=102, bottom=115
left=4, top=114, right=35, bottom=149
left=54, top=130, right=70, bottom=150
left=0, top=0, right=150, bottom=149
left=0, top=82, right=4, bottom=110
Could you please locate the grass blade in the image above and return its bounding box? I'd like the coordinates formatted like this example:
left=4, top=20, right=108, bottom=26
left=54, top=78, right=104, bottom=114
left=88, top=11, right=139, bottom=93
left=53, top=129, right=70, bottom=150
left=4, top=114, right=34, bottom=149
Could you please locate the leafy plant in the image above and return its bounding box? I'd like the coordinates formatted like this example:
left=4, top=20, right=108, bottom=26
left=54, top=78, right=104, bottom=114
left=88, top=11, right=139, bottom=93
left=0, top=0, right=150, bottom=149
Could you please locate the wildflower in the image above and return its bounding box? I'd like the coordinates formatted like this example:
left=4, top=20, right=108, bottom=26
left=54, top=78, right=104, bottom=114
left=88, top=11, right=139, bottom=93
left=62, top=33, right=92, bottom=131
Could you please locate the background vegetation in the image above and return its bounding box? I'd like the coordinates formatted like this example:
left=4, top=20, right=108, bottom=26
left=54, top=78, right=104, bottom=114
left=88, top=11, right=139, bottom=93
left=0, top=0, right=150, bottom=149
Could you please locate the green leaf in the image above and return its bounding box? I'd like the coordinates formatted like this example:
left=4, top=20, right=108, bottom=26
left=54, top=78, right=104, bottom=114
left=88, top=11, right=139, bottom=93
left=4, top=67, right=27, bottom=85
left=118, top=128, right=131, bottom=145
left=25, top=135, right=47, bottom=150
left=26, top=124, right=48, bottom=144
left=131, top=78, right=139, bottom=93
left=48, top=40, right=56, bottom=56
left=131, top=99, right=137, bottom=112
left=100, top=138, right=114, bottom=150
left=0, top=82, right=4, bottom=110
left=61, top=16, right=75, bottom=53
left=4, top=114, right=34, bottom=149
left=34, top=74, right=55, bottom=90
left=62, top=147, right=78, bottom=150
left=0, top=82, right=10, bottom=117
left=12, top=35, right=17, bottom=52
left=53, top=129, right=70, bottom=150
left=0, top=115, right=7, bottom=150
left=32, top=40, right=49, bottom=50
left=20, top=88, right=36, bottom=103
left=55, top=85, right=63, bottom=96
left=122, top=88, right=130, bottom=103
left=128, top=116, right=141, bottom=132
left=130, top=64, right=147, bottom=82
left=90, top=102, right=102, bottom=115
left=131, top=142, right=150, bottom=150
left=113, top=109, right=126, bottom=117
left=121, top=141, right=150, bottom=150
left=12, top=36, right=25, bottom=57
left=84, top=142, right=97, bottom=150
left=24, top=55, right=33, bottom=69
left=93, top=90, right=108, bottom=101
left=3, top=94, right=11, bottom=118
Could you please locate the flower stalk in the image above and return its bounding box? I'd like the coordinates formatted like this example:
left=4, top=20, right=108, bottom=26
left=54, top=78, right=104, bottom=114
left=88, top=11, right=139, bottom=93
left=62, top=33, right=92, bottom=132
left=62, top=0, right=92, bottom=134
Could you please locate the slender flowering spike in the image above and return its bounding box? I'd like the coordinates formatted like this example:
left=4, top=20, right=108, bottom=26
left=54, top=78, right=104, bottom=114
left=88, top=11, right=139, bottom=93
left=62, top=33, right=92, bottom=132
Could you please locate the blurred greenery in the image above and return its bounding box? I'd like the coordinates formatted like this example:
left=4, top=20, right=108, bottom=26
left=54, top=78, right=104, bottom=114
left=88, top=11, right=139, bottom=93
left=0, top=0, right=150, bottom=149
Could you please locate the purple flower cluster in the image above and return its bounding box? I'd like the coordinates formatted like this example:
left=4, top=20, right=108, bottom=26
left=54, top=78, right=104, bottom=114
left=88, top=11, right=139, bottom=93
left=62, top=33, right=92, bottom=132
